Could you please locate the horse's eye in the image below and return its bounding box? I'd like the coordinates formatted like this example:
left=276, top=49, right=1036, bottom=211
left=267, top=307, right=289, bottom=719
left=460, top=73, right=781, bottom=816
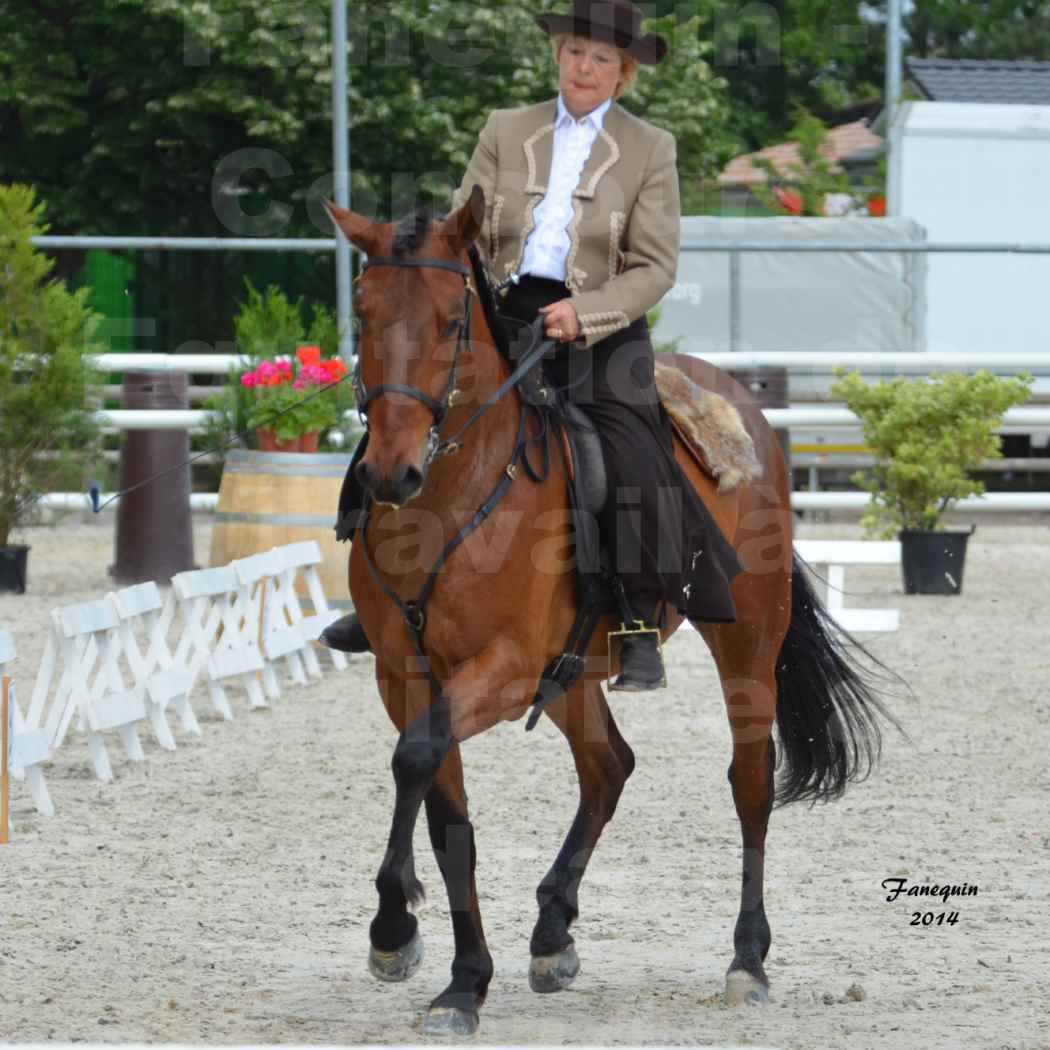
left=442, top=319, right=461, bottom=338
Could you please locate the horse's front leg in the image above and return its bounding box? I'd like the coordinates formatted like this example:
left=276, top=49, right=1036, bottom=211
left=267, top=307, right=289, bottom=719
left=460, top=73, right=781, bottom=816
left=372, top=637, right=525, bottom=1035
left=370, top=672, right=452, bottom=984
left=420, top=744, right=493, bottom=1036
left=530, top=679, right=635, bottom=992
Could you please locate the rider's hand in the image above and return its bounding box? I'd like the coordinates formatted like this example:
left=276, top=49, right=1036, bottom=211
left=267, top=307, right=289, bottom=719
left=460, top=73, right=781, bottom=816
left=538, top=300, right=581, bottom=343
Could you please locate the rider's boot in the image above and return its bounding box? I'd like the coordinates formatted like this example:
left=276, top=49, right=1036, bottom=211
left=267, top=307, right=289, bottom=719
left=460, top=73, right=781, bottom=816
left=610, top=628, right=667, bottom=691
left=320, top=613, right=372, bottom=654
left=608, top=589, right=666, bottom=692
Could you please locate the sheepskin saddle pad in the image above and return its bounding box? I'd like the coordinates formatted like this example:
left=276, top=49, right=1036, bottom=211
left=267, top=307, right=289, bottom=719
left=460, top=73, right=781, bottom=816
left=653, top=361, right=763, bottom=491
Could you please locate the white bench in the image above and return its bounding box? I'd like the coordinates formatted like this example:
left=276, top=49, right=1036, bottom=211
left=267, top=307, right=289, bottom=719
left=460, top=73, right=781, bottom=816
left=110, top=582, right=199, bottom=746
left=270, top=541, right=346, bottom=674
left=169, top=566, right=267, bottom=717
left=231, top=549, right=302, bottom=700
left=26, top=599, right=150, bottom=783
left=1, top=628, right=55, bottom=818
left=794, top=540, right=901, bottom=633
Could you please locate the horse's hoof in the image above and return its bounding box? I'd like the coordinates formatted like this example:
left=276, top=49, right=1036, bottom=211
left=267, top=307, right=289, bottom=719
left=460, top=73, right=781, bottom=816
left=529, top=944, right=580, bottom=993
left=725, top=968, right=769, bottom=1006
left=422, top=1005, right=479, bottom=1036
left=368, top=932, right=423, bottom=983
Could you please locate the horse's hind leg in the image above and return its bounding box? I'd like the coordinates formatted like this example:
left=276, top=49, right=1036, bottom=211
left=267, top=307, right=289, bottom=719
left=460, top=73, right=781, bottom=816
left=420, top=743, right=494, bottom=1036
left=699, top=611, right=785, bottom=1007
left=530, top=679, right=635, bottom=993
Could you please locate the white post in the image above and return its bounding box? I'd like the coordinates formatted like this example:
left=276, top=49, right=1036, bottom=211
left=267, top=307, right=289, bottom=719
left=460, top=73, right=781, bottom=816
left=884, top=0, right=904, bottom=215
left=332, top=0, right=354, bottom=362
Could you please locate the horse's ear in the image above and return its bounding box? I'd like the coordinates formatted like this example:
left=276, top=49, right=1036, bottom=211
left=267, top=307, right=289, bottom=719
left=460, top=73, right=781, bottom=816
left=444, top=184, right=485, bottom=253
left=324, top=200, right=381, bottom=256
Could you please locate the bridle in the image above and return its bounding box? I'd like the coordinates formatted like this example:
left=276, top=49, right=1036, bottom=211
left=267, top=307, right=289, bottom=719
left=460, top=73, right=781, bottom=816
left=352, top=252, right=557, bottom=695
left=352, top=254, right=553, bottom=467
left=353, top=257, right=473, bottom=454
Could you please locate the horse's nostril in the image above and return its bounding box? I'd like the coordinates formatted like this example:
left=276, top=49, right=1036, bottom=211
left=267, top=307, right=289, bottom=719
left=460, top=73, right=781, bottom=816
left=390, top=463, right=424, bottom=503
left=355, top=459, right=378, bottom=492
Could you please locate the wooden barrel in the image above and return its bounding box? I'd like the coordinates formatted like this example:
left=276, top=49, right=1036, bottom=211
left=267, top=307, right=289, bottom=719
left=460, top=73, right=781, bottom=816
left=209, top=449, right=352, bottom=608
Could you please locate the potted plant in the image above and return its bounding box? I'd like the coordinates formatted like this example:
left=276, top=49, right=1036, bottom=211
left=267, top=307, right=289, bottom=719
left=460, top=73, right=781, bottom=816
left=0, top=184, right=103, bottom=594
left=241, top=345, right=349, bottom=452
left=830, top=369, right=1033, bottom=595
left=203, top=281, right=353, bottom=456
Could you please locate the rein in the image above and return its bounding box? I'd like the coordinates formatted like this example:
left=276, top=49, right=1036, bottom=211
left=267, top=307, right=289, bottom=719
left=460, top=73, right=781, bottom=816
left=353, top=253, right=556, bottom=696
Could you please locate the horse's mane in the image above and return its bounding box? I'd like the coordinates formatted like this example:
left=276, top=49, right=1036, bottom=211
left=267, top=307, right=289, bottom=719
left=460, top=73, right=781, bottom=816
left=467, top=244, right=511, bottom=360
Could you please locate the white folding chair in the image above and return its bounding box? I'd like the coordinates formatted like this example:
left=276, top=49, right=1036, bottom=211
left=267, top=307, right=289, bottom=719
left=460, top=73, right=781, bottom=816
left=170, top=566, right=267, bottom=717
left=274, top=541, right=348, bottom=673
left=110, top=582, right=200, bottom=746
left=27, top=599, right=149, bottom=783
left=1, top=628, right=55, bottom=818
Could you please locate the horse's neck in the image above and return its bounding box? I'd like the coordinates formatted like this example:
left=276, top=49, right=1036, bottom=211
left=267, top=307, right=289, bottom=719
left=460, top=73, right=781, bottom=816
left=426, top=298, right=519, bottom=507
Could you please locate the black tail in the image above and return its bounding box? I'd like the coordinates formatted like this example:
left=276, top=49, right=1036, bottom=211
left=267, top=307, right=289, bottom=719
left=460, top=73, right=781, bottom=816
left=774, top=554, right=904, bottom=807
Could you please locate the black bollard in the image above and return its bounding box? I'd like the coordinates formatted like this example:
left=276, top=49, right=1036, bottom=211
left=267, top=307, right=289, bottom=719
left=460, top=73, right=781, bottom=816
left=111, top=371, right=195, bottom=584
left=728, top=367, right=792, bottom=481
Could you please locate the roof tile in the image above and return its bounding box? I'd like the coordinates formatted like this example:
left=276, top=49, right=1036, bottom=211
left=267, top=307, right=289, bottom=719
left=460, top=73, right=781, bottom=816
left=907, top=59, right=1050, bottom=105
left=718, top=121, right=884, bottom=187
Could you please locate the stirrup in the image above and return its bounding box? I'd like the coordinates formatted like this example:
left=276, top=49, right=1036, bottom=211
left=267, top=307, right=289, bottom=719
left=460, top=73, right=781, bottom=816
left=607, top=619, right=665, bottom=684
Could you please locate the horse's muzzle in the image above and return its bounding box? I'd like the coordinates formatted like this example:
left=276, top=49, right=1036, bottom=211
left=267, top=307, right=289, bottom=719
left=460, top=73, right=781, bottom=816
left=356, top=458, right=425, bottom=507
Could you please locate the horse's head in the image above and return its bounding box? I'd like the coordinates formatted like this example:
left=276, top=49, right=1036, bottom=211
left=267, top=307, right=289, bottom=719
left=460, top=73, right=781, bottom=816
left=326, top=188, right=484, bottom=507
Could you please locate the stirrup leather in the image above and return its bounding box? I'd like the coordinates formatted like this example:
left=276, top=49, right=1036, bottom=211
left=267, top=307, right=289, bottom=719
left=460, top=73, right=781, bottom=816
left=607, top=619, right=667, bottom=688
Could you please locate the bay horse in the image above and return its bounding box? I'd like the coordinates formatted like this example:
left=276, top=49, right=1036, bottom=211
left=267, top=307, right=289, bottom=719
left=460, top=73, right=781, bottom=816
left=326, top=189, right=892, bottom=1036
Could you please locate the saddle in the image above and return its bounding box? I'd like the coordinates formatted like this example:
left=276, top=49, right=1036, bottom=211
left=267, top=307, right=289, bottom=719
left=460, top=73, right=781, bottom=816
left=500, top=316, right=654, bottom=725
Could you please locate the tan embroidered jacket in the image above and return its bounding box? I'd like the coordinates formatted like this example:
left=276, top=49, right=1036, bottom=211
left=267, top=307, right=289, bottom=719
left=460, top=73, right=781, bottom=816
left=451, top=99, right=681, bottom=347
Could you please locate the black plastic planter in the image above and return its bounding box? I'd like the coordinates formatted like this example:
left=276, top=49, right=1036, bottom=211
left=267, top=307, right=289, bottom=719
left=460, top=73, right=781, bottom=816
left=900, top=528, right=974, bottom=595
left=0, top=545, right=30, bottom=595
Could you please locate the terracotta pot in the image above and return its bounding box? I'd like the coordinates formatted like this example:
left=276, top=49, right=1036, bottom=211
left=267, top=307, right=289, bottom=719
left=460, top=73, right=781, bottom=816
left=299, top=431, right=321, bottom=453
left=256, top=427, right=301, bottom=453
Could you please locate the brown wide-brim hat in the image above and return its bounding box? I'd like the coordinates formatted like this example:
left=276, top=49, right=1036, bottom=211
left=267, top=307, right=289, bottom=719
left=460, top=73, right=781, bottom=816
left=535, top=0, right=668, bottom=66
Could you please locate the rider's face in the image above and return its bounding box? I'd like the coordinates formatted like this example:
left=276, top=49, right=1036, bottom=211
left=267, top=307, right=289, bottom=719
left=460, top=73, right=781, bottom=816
left=558, top=36, right=622, bottom=120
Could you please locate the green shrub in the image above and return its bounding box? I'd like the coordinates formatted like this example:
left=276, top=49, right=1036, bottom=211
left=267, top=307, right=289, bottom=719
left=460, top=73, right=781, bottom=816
left=831, top=369, right=1034, bottom=538
left=0, top=184, right=103, bottom=546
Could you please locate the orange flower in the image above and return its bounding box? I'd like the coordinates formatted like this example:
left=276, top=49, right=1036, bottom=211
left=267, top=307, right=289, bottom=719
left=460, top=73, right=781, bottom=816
left=323, top=358, right=348, bottom=382
left=296, top=344, right=322, bottom=367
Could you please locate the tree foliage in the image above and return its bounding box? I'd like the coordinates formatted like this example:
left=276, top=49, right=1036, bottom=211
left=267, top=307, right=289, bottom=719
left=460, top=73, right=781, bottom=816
left=0, top=184, right=102, bottom=545
left=907, top=0, right=1050, bottom=61
left=831, top=369, right=1033, bottom=537
left=751, top=110, right=856, bottom=215
left=705, top=0, right=884, bottom=153
left=0, top=0, right=729, bottom=235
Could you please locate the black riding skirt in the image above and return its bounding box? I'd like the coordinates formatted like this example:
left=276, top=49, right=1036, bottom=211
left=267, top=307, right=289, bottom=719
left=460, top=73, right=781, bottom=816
left=501, top=276, right=740, bottom=624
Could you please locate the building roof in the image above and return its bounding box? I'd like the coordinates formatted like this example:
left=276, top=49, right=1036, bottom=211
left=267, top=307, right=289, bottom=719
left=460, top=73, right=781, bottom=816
left=907, top=59, right=1050, bottom=106
left=718, top=121, right=884, bottom=188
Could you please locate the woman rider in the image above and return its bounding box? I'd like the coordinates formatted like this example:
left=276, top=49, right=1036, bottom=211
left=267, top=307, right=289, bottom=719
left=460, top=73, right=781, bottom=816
left=323, top=0, right=741, bottom=689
